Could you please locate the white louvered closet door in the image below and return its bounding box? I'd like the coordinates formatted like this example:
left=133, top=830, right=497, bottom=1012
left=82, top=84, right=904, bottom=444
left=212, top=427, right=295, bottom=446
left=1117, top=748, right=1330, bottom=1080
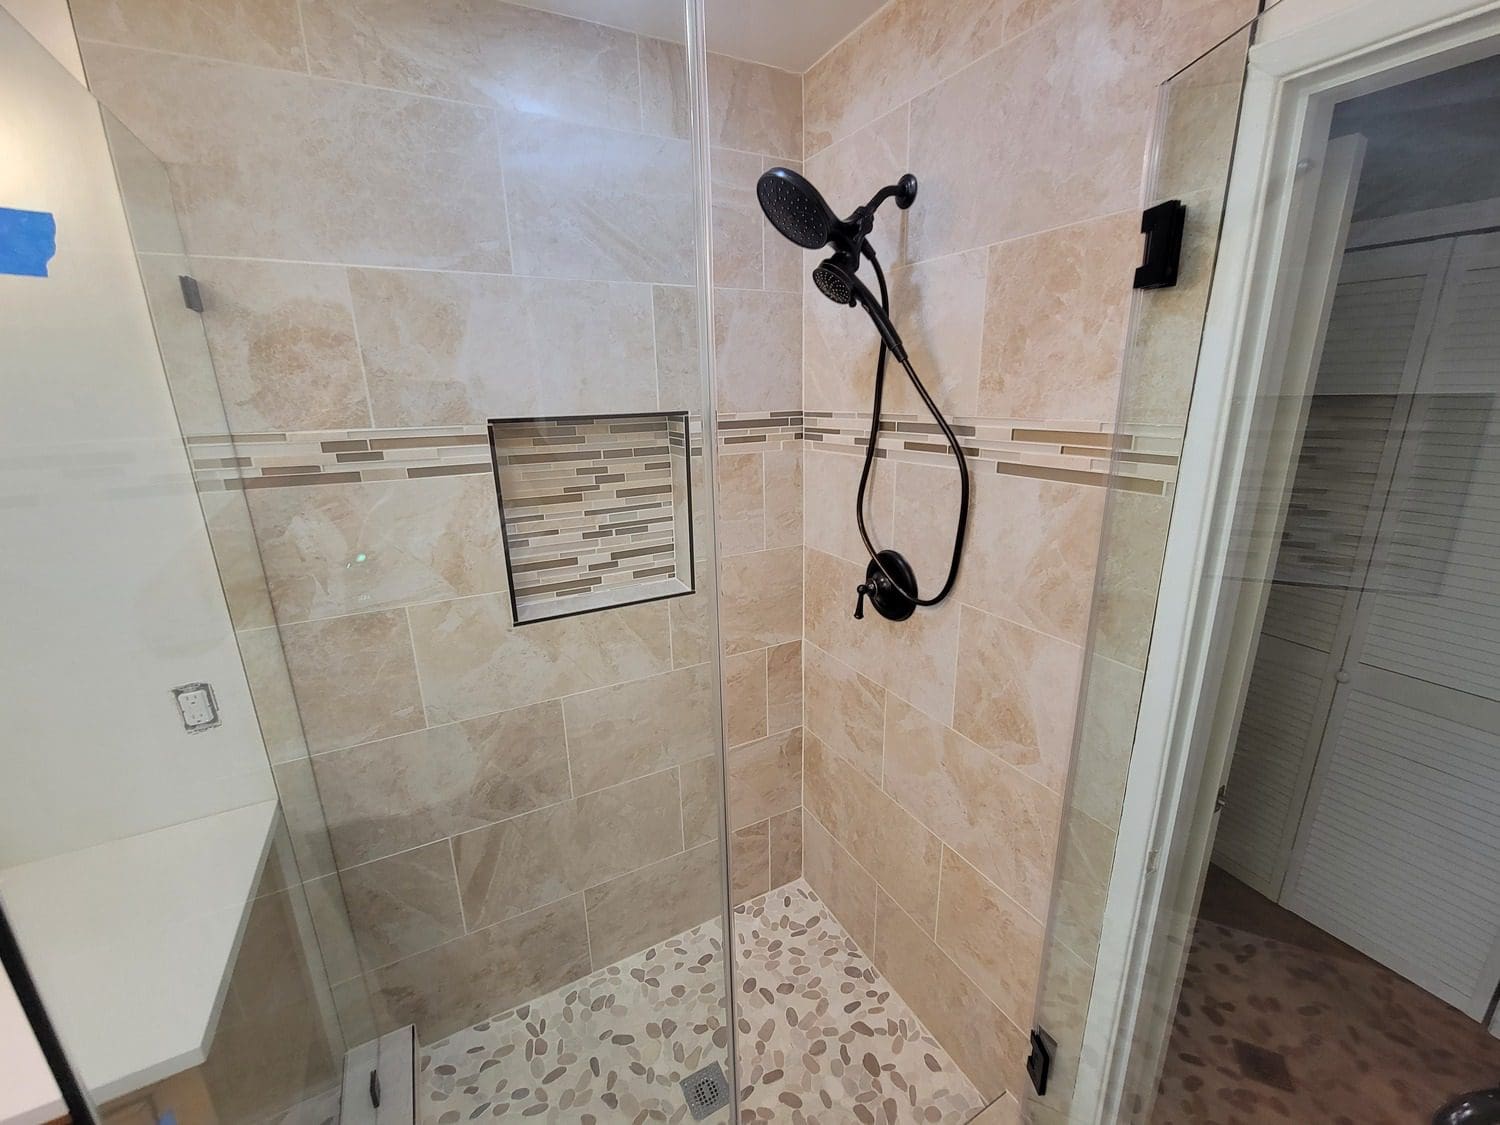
left=1212, top=241, right=1450, bottom=898
left=1282, top=232, right=1500, bottom=1020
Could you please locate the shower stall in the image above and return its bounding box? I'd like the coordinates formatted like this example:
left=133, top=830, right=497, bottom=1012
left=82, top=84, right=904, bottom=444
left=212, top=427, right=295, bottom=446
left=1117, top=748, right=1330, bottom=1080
left=0, top=0, right=1260, bottom=1122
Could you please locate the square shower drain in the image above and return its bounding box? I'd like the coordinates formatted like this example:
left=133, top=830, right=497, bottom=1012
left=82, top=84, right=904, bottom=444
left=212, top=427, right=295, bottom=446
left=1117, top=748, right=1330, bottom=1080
left=680, top=1061, right=730, bottom=1120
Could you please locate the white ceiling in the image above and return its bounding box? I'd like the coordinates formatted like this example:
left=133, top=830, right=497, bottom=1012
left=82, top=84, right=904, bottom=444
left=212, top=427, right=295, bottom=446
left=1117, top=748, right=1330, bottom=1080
left=508, top=0, right=887, bottom=72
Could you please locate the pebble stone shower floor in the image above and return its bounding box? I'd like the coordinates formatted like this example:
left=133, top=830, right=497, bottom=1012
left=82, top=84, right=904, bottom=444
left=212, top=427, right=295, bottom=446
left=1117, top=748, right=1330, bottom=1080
left=419, top=880, right=988, bottom=1123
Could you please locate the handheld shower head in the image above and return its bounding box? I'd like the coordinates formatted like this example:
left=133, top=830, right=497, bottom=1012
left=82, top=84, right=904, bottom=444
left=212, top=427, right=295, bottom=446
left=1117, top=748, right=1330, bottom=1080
left=814, top=250, right=908, bottom=363
left=756, top=167, right=844, bottom=250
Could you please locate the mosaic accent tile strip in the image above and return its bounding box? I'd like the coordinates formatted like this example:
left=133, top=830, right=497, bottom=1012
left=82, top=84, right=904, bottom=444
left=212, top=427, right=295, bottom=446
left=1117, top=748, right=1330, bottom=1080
left=187, top=425, right=494, bottom=490
left=491, top=413, right=693, bottom=620
left=804, top=411, right=1182, bottom=494
left=418, top=881, right=989, bottom=1125
left=715, top=412, right=803, bottom=453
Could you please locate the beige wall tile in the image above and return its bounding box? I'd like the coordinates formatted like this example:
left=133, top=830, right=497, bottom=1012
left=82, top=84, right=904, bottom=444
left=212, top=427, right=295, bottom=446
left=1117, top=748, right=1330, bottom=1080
left=340, top=841, right=465, bottom=968
left=678, top=755, right=723, bottom=850
left=886, top=248, right=987, bottom=418
left=583, top=842, right=723, bottom=967
left=669, top=591, right=712, bottom=668
left=763, top=448, right=803, bottom=551
left=970, top=1093, right=1023, bottom=1125
left=802, top=449, right=894, bottom=567
left=723, top=650, right=769, bottom=748
left=980, top=211, right=1138, bottom=422
left=304, top=875, right=363, bottom=986
left=638, top=37, right=689, bottom=140
left=951, top=605, right=1083, bottom=794
left=905, top=0, right=1251, bottom=263
left=201, top=492, right=276, bottom=631
left=652, top=284, right=703, bottom=411
left=239, top=626, right=309, bottom=765
left=802, top=0, right=1021, bottom=155
left=803, top=811, right=876, bottom=951
left=1089, top=487, right=1173, bottom=670
left=872, top=891, right=1022, bottom=1102
left=302, top=0, right=640, bottom=129
left=348, top=268, right=657, bottom=426
left=948, top=470, right=1105, bottom=647
left=936, top=848, right=1043, bottom=1029
left=562, top=663, right=718, bottom=792
left=280, top=609, right=424, bottom=753
left=731, top=819, right=770, bottom=905
left=803, top=732, right=941, bottom=932
left=801, top=105, right=909, bottom=265
left=804, top=641, right=886, bottom=785
left=86, top=44, right=510, bottom=269
left=710, top=146, right=769, bottom=290
left=452, top=769, right=683, bottom=929
left=407, top=595, right=671, bottom=724
left=707, top=53, right=801, bottom=160
left=369, top=895, right=591, bottom=1041
left=71, top=0, right=306, bottom=69
left=195, top=259, right=369, bottom=433
left=766, top=640, right=802, bottom=733
left=719, top=547, right=801, bottom=655
left=715, top=452, right=766, bottom=556
left=272, top=759, right=337, bottom=879
left=882, top=694, right=1060, bottom=918
left=803, top=548, right=960, bottom=728
left=313, top=700, right=570, bottom=866
left=1071, top=653, right=1144, bottom=827
left=500, top=113, right=692, bottom=284
left=1049, top=807, right=1117, bottom=968
left=248, top=475, right=508, bottom=624
left=727, top=728, right=801, bottom=831
left=768, top=808, right=802, bottom=889
left=714, top=288, right=802, bottom=414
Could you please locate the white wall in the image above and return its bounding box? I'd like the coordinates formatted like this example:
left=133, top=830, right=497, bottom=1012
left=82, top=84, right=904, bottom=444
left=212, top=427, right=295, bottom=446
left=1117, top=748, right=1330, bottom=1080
left=0, top=3, right=274, bottom=865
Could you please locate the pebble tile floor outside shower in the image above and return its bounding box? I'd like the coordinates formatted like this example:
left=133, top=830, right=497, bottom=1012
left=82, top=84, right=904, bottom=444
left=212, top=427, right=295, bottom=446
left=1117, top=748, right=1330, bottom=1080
left=419, top=881, right=988, bottom=1123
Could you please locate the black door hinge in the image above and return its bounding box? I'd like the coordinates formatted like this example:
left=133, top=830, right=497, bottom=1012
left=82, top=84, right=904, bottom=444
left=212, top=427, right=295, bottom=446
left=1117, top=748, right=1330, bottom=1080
left=1133, top=199, right=1186, bottom=290
left=179, top=274, right=204, bottom=313
left=1027, top=1026, right=1056, bottom=1096
left=368, top=1066, right=381, bottom=1108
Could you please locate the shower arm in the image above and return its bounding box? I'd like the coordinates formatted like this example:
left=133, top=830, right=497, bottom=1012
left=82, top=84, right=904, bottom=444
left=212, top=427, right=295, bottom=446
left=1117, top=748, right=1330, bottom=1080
left=852, top=243, right=971, bottom=613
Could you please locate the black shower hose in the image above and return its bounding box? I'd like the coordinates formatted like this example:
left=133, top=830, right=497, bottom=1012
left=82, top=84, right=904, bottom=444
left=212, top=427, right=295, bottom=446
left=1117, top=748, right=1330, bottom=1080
left=852, top=250, right=970, bottom=607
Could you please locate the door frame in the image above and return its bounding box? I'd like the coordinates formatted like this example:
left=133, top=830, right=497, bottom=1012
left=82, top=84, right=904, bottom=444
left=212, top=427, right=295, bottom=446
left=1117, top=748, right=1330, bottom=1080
left=1071, top=1, right=1500, bottom=1120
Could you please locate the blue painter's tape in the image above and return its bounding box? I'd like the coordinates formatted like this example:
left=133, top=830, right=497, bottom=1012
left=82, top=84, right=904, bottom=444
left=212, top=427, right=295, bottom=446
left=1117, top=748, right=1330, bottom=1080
left=0, top=207, right=58, bottom=277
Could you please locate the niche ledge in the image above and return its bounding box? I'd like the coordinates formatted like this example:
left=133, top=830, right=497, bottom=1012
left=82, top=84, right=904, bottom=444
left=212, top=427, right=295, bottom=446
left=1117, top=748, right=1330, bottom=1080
left=489, top=412, right=696, bottom=625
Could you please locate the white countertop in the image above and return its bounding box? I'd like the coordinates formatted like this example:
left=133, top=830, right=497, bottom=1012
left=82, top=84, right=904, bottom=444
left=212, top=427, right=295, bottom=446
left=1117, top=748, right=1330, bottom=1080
left=0, top=800, right=280, bottom=1104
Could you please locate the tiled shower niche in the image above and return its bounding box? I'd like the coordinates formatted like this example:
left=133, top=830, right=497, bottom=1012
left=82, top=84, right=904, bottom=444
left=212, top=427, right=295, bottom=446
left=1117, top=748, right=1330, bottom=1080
left=489, top=412, right=695, bottom=624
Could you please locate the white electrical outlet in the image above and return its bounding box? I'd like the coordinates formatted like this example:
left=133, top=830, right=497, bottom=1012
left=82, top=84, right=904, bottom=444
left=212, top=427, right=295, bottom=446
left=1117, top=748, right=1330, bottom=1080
left=172, top=683, right=220, bottom=732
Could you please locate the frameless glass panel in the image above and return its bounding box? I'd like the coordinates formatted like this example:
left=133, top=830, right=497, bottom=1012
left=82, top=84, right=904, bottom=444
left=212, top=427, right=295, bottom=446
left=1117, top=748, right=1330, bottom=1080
left=48, top=0, right=737, bottom=1119
left=0, top=8, right=362, bottom=1123
left=1025, top=23, right=1256, bottom=1125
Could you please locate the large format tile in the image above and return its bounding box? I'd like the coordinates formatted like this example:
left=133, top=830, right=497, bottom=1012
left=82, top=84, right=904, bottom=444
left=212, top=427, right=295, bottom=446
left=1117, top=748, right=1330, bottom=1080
left=194, top=258, right=369, bottom=434
left=348, top=268, right=657, bottom=426
left=803, top=732, right=942, bottom=932
left=452, top=770, right=684, bottom=928
left=650, top=284, right=704, bottom=412
left=726, top=727, right=801, bottom=830
left=803, top=641, right=886, bottom=785
left=802, top=447, right=894, bottom=567
left=766, top=640, right=802, bottom=732
left=279, top=609, right=424, bottom=753
left=407, top=595, right=671, bottom=724
left=718, top=547, right=802, bottom=655
left=562, top=663, right=718, bottom=792
left=500, top=113, right=693, bottom=283
left=85, top=44, right=510, bottom=269
left=369, top=895, right=591, bottom=1041
left=722, top=650, right=768, bottom=748
left=313, top=700, right=570, bottom=866
left=731, top=819, right=770, bottom=905
left=582, top=841, right=722, bottom=967
left=980, top=211, right=1138, bottom=422
left=873, top=891, right=1023, bottom=1102
left=71, top=0, right=306, bottom=69
left=935, top=847, right=1044, bottom=1029
left=802, top=811, right=877, bottom=950
left=768, top=808, right=802, bottom=888
left=678, top=755, right=723, bottom=850
left=200, top=491, right=276, bottom=631
left=886, top=248, right=987, bottom=418
left=951, top=604, right=1084, bottom=794
left=247, top=475, right=508, bottom=624
left=714, top=288, right=802, bottom=414
left=707, top=53, right=801, bottom=159
left=710, top=147, right=770, bottom=291
left=803, top=0, right=1025, bottom=154
left=882, top=694, right=1061, bottom=918
left=715, top=451, right=765, bottom=557
left=302, top=0, right=640, bottom=129
left=339, top=841, right=466, bottom=968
